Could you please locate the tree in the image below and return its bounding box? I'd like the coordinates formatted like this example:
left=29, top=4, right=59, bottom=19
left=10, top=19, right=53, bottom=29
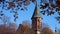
left=0, top=14, right=17, bottom=34
left=22, top=20, right=31, bottom=28
left=8, top=22, right=17, bottom=32
left=42, top=27, right=55, bottom=34
left=0, top=12, right=11, bottom=25
left=0, top=23, right=16, bottom=34
left=0, top=25, right=8, bottom=34
left=40, top=0, right=60, bottom=23
left=42, top=22, right=55, bottom=34
left=16, top=24, right=34, bottom=34
left=16, top=20, right=35, bottom=34
left=7, top=22, right=17, bottom=34
left=0, top=0, right=60, bottom=23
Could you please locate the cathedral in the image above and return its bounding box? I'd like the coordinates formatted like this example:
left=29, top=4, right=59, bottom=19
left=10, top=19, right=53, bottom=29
left=31, top=1, right=42, bottom=34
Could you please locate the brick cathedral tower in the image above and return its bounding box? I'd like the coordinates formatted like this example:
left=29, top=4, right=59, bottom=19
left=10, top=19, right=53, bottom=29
left=31, top=1, right=42, bottom=34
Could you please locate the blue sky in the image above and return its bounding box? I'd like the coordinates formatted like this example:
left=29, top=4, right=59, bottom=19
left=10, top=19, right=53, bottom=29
left=0, top=0, right=60, bottom=32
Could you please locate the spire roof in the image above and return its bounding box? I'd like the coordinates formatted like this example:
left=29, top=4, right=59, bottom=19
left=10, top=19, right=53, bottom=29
left=31, top=1, right=41, bottom=19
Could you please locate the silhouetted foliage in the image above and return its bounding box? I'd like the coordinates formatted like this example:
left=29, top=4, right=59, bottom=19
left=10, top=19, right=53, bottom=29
left=8, top=2, right=15, bottom=8
left=0, top=0, right=60, bottom=22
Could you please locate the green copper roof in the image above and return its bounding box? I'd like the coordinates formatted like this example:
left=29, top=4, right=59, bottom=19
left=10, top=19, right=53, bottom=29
left=31, top=1, right=41, bottom=19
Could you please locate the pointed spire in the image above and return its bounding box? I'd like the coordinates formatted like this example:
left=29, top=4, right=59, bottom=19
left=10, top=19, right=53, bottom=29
left=31, top=1, right=41, bottom=19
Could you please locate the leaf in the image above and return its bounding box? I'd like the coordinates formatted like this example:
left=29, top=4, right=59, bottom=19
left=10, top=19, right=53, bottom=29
left=51, top=4, right=56, bottom=8
left=16, top=16, right=18, bottom=19
left=40, top=5, right=46, bottom=9
left=50, top=11, right=55, bottom=15
left=41, top=11, right=46, bottom=15
left=11, top=0, right=15, bottom=2
left=16, top=0, right=22, bottom=2
left=18, top=2, right=22, bottom=7
left=32, top=0, right=35, bottom=2
left=14, top=15, right=15, bottom=17
left=8, top=2, right=15, bottom=8
left=24, top=0, right=30, bottom=6
left=0, top=0, right=5, bottom=2
left=56, top=0, right=60, bottom=7
left=0, top=17, right=1, bottom=19
left=43, top=11, right=45, bottom=15
left=7, top=7, right=10, bottom=9
left=16, top=0, right=19, bottom=2
left=40, top=3, right=49, bottom=9
left=47, top=11, right=50, bottom=16
left=49, top=0, right=53, bottom=3
left=56, top=7, right=60, bottom=11
left=45, top=3, right=49, bottom=7
left=0, top=11, right=3, bottom=13
left=55, top=16, right=60, bottom=23
left=58, top=21, right=60, bottom=23
left=24, top=7, right=27, bottom=10
left=21, top=8, right=24, bottom=10
left=1, top=14, right=4, bottom=16
left=58, top=11, right=60, bottom=15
